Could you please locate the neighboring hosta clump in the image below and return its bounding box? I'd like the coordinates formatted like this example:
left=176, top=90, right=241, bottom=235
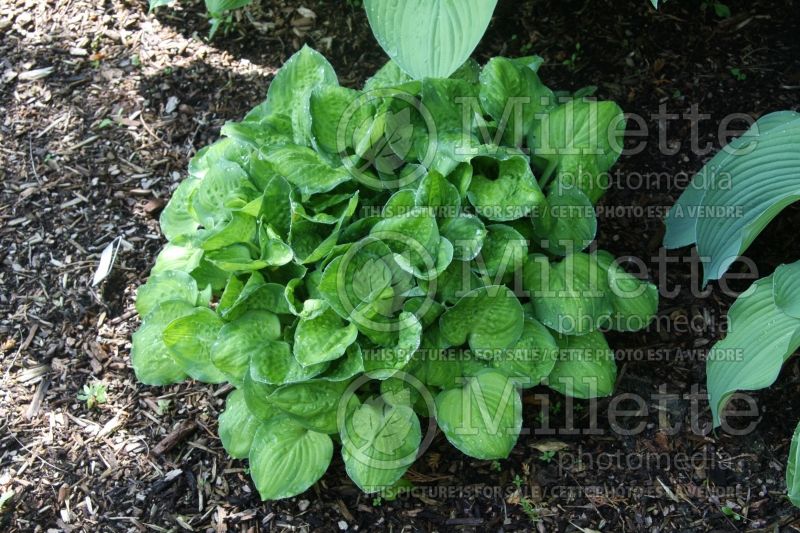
left=131, top=45, right=658, bottom=500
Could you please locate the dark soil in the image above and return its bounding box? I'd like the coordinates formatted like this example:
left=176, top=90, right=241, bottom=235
left=2, top=0, right=799, bottom=531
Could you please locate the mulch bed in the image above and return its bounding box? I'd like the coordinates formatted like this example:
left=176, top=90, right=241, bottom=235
left=1, top=0, right=799, bottom=530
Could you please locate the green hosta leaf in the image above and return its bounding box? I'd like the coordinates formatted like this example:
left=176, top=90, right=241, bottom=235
left=532, top=186, right=597, bottom=256
left=221, top=272, right=292, bottom=320
left=242, top=367, right=279, bottom=421
left=706, top=268, right=800, bottom=426
left=530, top=99, right=625, bottom=175
left=249, top=417, right=333, bottom=500
left=250, top=339, right=329, bottom=386
left=131, top=301, right=195, bottom=385
left=547, top=331, right=616, bottom=399
left=152, top=244, right=204, bottom=275
left=773, top=261, right=800, bottom=318
left=211, top=311, right=282, bottom=385
left=310, top=85, right=368, bottom=157
left=475, top=224, right=527, bottom=283
left=189, top=160, right=255, bottom=228
left=218, top=389, right=262, bottom=459
left=524, top=252, right=612, bottom=335
left=319, top=344, right=366, bottom=382
left=594, top=251, right=659, bottom=332
left=371, top=206, right=441, bottom=273
left=420, top=77, right=479, bottom=133
left=264, top=145, right=352, bottom=198
left=205, top=245, right=271, bottom=272
left=414, top=170, right=461, bottom=216
left=435, top=369, right=522, bottom=459
left=439, top=285, right=524, bottom=357
left=491, top=318, right=557, bottom=388
left=662, top=111, right=800, bottom=284
left=363, top=312, right=423, bottom=379
left=341, top=398, right=422, bottom=493
left=467, top=156, right=545, bottom=221
left=788, top=420, right=800, bottom=507
left=199, top=212, right=257, bottom=251
left=363, top=60, right=413, bottom=91
left=162, top=308, right=227, bottom=383
left=294, top=308, right=359, bottom=366
left=364, top=0, right=498, bottom=80
left=550, top=153, right=606, bottom=204
left=440, top=214, right=487, bottom=261
left=267, top=46, right=339, bottom=120
left=205, top=0, right=251, bottom=17
left=136, top=270, right=201, bottom=317
left=160, top=177, right=200, bottom=242
left=268, top=379, right=351, bottom=434
left=479, top=56, right=555, bottom=144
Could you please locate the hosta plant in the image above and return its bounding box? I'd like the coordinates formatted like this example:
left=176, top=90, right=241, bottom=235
left=131, top=45, right=658, bottom=500
left=664, top=110, right=800, bottom=506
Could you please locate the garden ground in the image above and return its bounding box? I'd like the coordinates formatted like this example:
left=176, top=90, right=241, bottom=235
left=1, top=0, right=799, bottom=530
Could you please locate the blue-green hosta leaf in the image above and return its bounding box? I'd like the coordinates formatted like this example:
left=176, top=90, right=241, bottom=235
left=249, top=417, right=333, bottom=500
left=435, top=369, right=522, bottom=459
left=788, top=420, right=800, bottom=507
left=524, top=252, right=612, bottom=335
left=439, top=285, right=524, bottom=357
left=267, top=379, right=352, bottom=434
left=530, top=99, right=625, bottom=175
left=162, top=308, right=227, bottom=383
left=440, top=214, right=487, bottom=261
left=467, top=156, right=545, bottom=221
left=547, top=331, right=616, bottom=399
left=479, top=56, right=555, bottom=145
left=135, top=270, right=201, bottom=317
left=707, top=269, right=800, bottom=426
left=474, top=224, right=527, bottom=283
left=264, top=145, right=352, bottom=199
left=663, top=111, right=800, bottom=284
left=131, top=300, right=195, bottom=385
left=294, top=308, right=359, bottom=366
left=160, top=177, right=201, bottom=242
left=532, top=187, right=597, bottom=256
left=218, top=389, right=262, bottom=459
left=363, top=312, right=423, bottom=379
left=211, top=310, right=282, bottom=386
left=773, top=261, right=800, bottom=318
left=341, top=399, right=422, bottom=493
left=364, top=0, right=498, bottom=80
left=491, top=318, right=557, bottom=388
left=594, top=251, right=659, bottom=332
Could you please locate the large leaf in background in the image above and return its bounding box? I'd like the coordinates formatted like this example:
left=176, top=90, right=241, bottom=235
left=131, top=301, right=195, bottom=385
left=788, top=420, right=800, bottom=507
left=342, top=398, right=421, bottom=493
left=439, top=285, right=524, bottom=356
left=218, top=389, right=262, bottom=459
left=249, top=417, right=333, bottom=500
left=162, top=308, right=227, bottom=383
left=663, top=111, right=800, bottom=284
left=363, top=0, right=498, bottom=80
left=706, top=264, right=800, bottom=426
left=435, top=369, right=522, bottom=459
